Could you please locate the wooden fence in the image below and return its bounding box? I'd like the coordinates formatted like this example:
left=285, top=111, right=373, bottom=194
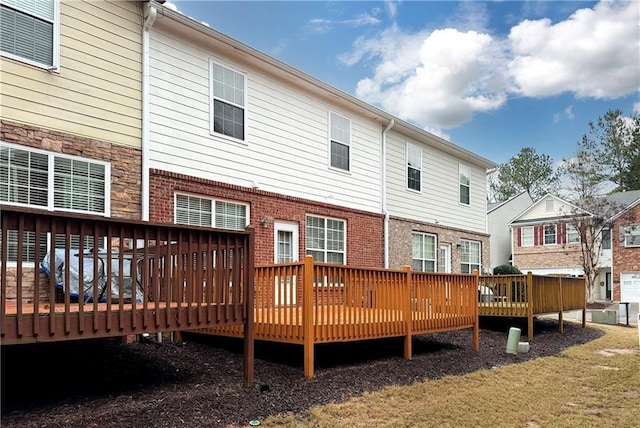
left=201, top=255, right=479, bottom=378
left=0, top=205, right=255, bottom=386
left=478, top=273, right=586, bottom=338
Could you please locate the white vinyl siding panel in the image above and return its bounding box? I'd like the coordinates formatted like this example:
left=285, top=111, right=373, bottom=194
left=0, top=0, right=141, bottom=147
left=518, top=198, right=576, bottom=221
left=147, top=28, right=381, bottom=213
left=385, top=132, right=487, bottom=233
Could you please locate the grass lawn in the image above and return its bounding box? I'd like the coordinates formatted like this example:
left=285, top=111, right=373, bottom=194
left=263, top=322, right=640, bottom=427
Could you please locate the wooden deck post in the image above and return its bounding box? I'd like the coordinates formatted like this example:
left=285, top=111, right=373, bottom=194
left=558, top=275, right=564, bottom=334
left=472, top=269, right=479, bottom=352
left=303, top=255, right=315, bottom=378
left=527, top=271, right=534, bottom=339
left=402, top=265, right=412, bottom=360
left=243, top=228, right=255, bottom=387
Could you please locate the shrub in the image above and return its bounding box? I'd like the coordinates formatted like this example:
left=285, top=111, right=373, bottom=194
left=493, top=264, right=522, bottom=275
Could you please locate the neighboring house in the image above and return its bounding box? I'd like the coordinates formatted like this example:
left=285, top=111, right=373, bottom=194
left=487, top=191, right=534, bottom=271
left=0, top=0, right=143, bottom=294
left=509, top=194, right=588, bottom=277
left=144, top=3, right=496, bottom=272
left=609, top=190, right=640, bottom=303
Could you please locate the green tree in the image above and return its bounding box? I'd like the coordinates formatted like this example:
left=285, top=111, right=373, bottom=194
left=489, top=147, right=559, bottom=202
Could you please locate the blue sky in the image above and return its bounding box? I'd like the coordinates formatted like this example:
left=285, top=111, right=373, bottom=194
left=167, top=1, right=640, bottom=166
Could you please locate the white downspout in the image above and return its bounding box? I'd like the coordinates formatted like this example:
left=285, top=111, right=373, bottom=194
left=382, top=119, right=394, bottom=268
left=142, top=2, right=157, bottom=223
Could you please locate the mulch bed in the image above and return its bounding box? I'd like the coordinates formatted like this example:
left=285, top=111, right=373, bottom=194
left=1, top=318, right=604, bottom=428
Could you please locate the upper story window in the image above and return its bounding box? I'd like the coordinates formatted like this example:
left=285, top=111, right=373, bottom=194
left=1, top=142, right=110, bottom=215
left=544, top=224, right=557, bottom=245
left=459, top=164, right=470, bottom=205
left=412, top=232, right=436, bottom=272
left=210, top=60, right=246, bottom=141
left=329, top=112, right=350, bottom=172
left=601, top=228, right=611, bottom=250
left=566, top=225, right=580, bottom=244
left=306, top=215, right=345, bottom=264
left=0, top=0, right=59, bottom=70
left=407, top=143, right=422, bottom=192
left=624, top=224, right=640, bottom=247
left=175, top=193, right=248, bottom=230
left=521, top=226, right=533, bottom=247
left=460, top=239, right=481, bottom=274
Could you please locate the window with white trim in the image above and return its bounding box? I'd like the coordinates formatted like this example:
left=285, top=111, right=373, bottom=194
left=521, top=226, right=533, bottom=247
left=566, top=225, right=580, bottom=244
left=460, top=240, right=480, bottom=274
left=305, top=215, right=345, bottom=264
left=175, top=194, right=248, bottom=231
left=329, top=112, right=350, bottom=171
left=412, top=232, right=436, bottom=272
left=624, top=224, right=640, bottom=247
left=459, top=164, right=470, bottom=205
left=0, top=0, right=59, bottom=69
left=544, top=224, right=557, bottom=245
left=210, top=60, right=245, bottom=141
left=407, top=143, right=421, bottom=192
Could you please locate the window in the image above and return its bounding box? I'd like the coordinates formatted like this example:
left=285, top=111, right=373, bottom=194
left=521, top=226, right=533, bottom=247
left=329, top=112, right=350, bottom=171
left=412, top=233, right=436, bottom=272
left=0, top=0, right=58, bottom=69
left=1, top=142, right=109, bottom=215
left=602, top=228, right=611, bottom=250
left=460, top=240, right=480, bottom=274
left=566, top=225, right=580, bottom=244
left=624, top=224, right=640, bottom=247
left=210, top=60, right=245, bottom=141
left=407, top=143, right=422, bottom=192
left=305, top=215, right=345, bottom=264
left=175, top=194, right=248, bottom=230
left=459, top=164, right=470, bottom=205
left=544, top=224, right=557, bottom=245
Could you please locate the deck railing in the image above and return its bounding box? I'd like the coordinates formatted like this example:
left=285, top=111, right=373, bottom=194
left=205, top=255, right=479, bottom=378
left=478, top=273, right=586, bottom=338
left=1, top=205, right=255, bottom=385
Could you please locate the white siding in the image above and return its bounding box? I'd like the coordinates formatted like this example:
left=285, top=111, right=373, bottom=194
left=147, top=28, right=382, bottom=212
left=518, top=197, right=576, bottom=221
left=488, top=193, right=534, bottom=268
left=386, top=131, right=488, bottom=233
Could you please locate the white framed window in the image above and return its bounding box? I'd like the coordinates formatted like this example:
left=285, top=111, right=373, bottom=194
left=1, top=142, right=110, bottom=215
left=0, top=0, right=59, bottom=70
left=174, top=193, right=248, bottom=231
left=624, top=224, right=640, bottom=247
left=566, top=225, right=580, bottom=244
left=210, top=60, right=246, bottom=141
left=521, top=226, right=533, bottom=247
left=460, top=239, right=481, bottom=274
left=305, top=215, right=346, bottom=264
left=407, top=143, right=422, bottom=192
left=412, top=232, right=436, bottom=272
left=544, top=224, right=557, bottom=245
left=459, top=164, right=470, bottom=205
left=329, top=112, right=350, bottom=172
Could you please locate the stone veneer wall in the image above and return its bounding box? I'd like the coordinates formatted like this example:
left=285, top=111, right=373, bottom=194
left=388, top=216, right=490, bottom=273
left=612, top=203, right=640, bottom=301
left=149, top=169, right=385, bottom=266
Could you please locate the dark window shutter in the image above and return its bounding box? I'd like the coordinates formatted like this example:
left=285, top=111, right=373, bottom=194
left=517, top=227, right=522, bottom=247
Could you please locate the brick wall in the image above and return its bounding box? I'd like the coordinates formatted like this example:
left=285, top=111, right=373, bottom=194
left=388, top=217, right=490, bottom=273
left=612, top=204, right=640, bottom=301
left=149, top=169, right=385, bottom=266
left=512, top=223, right=583, bottom=270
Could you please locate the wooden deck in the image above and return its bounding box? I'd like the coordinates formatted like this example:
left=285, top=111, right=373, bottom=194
left=1, top=205, right=255, bottom=386
left=478, top=273, right=586, bottom=338
left=199, top=256, right=479, bottom=378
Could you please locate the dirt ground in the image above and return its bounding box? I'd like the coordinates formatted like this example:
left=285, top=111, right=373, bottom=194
left=1, top=318, right=604, bottom=428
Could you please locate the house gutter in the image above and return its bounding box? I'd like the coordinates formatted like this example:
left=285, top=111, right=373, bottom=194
left=141, top=1, right=157, bottom=222
left=382, top=119, right=394, bottom=268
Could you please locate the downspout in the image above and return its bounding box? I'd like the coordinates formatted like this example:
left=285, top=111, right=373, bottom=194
left=382, top=119, right=395, bottom=268
left=142, top=2, right=157, bottom=223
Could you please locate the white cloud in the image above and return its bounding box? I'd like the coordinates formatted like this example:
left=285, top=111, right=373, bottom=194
left=163, top=2, right=178, bottom=12
left=634, top=103, right=640, bottom=115
left=507, top=1, right=639, bottom=99
left=308, top=12, right=381, bottom=33
left=341, top=1, right=639, bottom=131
